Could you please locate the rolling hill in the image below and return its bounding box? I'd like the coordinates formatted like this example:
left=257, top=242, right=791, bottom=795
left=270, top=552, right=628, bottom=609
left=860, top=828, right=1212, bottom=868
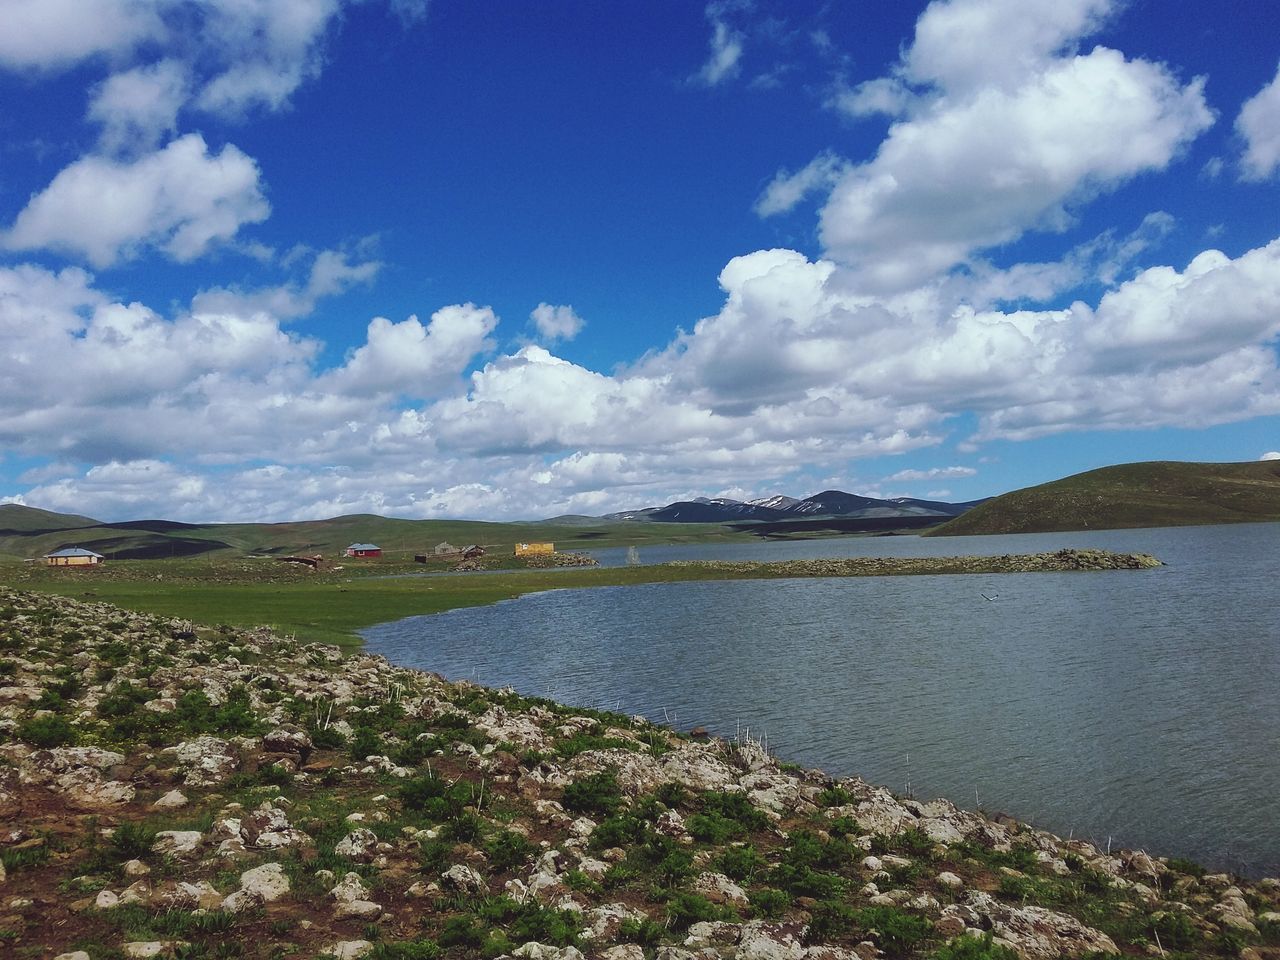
left=926, top=460, right=1280, bottom=536
left=0, top=505, right=750, bottom=561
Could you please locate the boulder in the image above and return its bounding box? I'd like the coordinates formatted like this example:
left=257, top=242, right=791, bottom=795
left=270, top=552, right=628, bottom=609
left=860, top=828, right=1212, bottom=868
left=262, top=725, right=313, bottom=763
left=966, top=891, right=1119, bottom=958
left=169, top=736, right=239, bottom=787
left=152, top=830, right=203, bottom=859
left=335, top=827, right=379, bottom=863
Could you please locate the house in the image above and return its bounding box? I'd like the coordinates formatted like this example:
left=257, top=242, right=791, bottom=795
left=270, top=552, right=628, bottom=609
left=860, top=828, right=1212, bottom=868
left=433, top=541, right=457, bottom=555
left=45, top=547, right=104, bottom=566
left=461, top=545, right=486, bottom=560
left=514, top=542, right=554, bottom=557
left=344, top=543, right=382, bottom=558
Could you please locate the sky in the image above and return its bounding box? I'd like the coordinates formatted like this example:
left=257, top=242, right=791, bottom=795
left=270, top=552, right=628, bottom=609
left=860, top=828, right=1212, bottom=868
left=0, top=0, right=1278, bottom=523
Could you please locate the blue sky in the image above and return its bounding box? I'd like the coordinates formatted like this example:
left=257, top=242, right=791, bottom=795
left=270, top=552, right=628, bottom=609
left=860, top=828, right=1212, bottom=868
left=0, top=0, right=1278, bottom=521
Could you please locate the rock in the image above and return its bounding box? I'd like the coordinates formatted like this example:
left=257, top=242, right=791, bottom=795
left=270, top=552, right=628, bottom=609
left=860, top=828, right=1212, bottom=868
left=693, top=871, right=750, bottom=908
left=737, top=920, right=807, bottom=960
left=335, top=898, right=383, bottom=920
left=222, top=862, right=291, bottom=914
left=170, top=736, right=239, bottom=787
left=123, top=943, right=187, bottom=958
left=152, top=830, right=203, bottom=858
left=53, top=953, right=92, bottom=960
left=325, top=942, right=374, bottom=960
left=330, top=871, right=372, bottom=904
left=443, top=863, right=488, bottom=894
left=95, top=889, right=120, bottom=909
left=335, top=827, right=379, bottom=862
left=511, top=945, right=585, bottom=960
left=123, top=859, right=151, bottom=877
left=158, top=881, right=223, bottom=910
left=599, top=947, right=646, bottom=960
left=966, top=891, right=1119, bottom=958
left=862, top=856, right=883, bottom=872
left=937, top=871, right=964, bottom=890
left=263, top=724, right=313, bottom=762
left=151, top=789, right=188, bottom=810
left=240, top=805, right=310, bottom=849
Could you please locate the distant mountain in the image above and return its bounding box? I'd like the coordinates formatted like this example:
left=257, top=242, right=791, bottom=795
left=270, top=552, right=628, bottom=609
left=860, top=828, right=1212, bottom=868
left=604, top=490, right=985, bottom=525
left=926, top=460, right=1280, bottom=536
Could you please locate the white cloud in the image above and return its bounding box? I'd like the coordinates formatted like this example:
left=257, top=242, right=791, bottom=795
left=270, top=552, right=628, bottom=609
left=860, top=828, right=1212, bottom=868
left=88, top=60, right=190, bottom=153
left=1237, top=61, right=1280, bottom=180
left=695, top=9, right=744, bottom=87
left=0, top=0, right=163, bottom=71
left=902, top=0, right=1116, bottom=93
left=529, top=303, right=585, bottom=341
left=820, top=47, right=1213, bottom=292
left=755, top=152, right=849, bottom=217
left=322, top=304, right=498, bottom=399
left=4, top=134, right=269, bottom=267
left=1260, top=451, right=1280, bottom=461
left=884, top=466, right=978, bottom=482
left=192, top=247, right=382, bottom=320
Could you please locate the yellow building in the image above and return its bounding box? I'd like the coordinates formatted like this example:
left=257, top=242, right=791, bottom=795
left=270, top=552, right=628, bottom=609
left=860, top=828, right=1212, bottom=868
left=45, top=547, right=104, bottom=566
left=514, top=541, right=554, bottom=556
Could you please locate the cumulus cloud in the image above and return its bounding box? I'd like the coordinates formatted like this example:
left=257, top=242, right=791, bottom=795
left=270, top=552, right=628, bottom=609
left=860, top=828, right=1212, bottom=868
left=820, top=48, right=1212, bottom=292
left=1261, top=451, right=1280, bottom=461
left=529, top=303, right=585, bottom=342
left=1237, top=61, right=1280, bottom=180
left=0, top=0, right=162, bottom=71
left=4, top=134, right=269, bottom=267
left=88, top=60, right=190, bottom=153
left=321, top=304, right=498, bottom=398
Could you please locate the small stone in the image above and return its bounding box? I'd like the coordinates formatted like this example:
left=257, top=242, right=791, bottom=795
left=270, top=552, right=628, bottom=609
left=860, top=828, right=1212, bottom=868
left=54, top=953, right=92, bottom=960
left=861, top=855, right=883, bottom=872
left=937, top=871, right=964, bottom=890
left=123, top=859, right=151, bottom=878
left=151, top=789, right=188, bottom=810
left=326, top=940, right=374, bottom=959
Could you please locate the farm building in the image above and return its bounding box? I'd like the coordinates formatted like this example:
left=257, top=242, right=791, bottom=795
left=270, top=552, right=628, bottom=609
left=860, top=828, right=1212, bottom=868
left=514, top=541, right=554, bottom=557
left=45, top=547, right=104, bottom=566
left=415, top=544, right=486, bottom=563
left=433, top=541, right=456, bottom=555
left=344, top=543, right=382, bottom=558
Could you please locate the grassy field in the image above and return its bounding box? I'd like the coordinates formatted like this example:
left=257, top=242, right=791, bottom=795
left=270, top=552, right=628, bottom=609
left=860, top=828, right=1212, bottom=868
left=927, top=459, right=1280, bottom=536
left=3, top=548, right=1160, bottom=652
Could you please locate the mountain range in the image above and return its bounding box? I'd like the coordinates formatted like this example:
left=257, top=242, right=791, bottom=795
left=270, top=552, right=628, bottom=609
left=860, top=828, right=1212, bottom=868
left=604, top=489, right=986, bottom=524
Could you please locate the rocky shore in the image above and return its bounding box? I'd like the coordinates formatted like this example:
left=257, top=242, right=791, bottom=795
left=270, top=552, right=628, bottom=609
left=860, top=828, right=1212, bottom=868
left=665, top=549, right=1163, bottom=577
left=1, top=585, right=1275, bottom=960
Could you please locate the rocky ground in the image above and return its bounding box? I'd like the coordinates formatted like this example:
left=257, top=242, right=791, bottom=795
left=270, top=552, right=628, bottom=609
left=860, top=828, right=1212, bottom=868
left=665, top=549, right=1163, bottom=578
left=0, top=584, right=1275, bottom=960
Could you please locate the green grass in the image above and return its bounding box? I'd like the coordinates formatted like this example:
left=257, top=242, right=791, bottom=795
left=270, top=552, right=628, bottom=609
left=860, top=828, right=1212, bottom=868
left=928, top=459, right=1280, bottom=536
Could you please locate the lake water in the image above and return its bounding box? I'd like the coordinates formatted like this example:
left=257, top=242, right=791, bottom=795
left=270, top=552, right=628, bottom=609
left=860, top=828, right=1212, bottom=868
left=364, top=523, right=1280, bottom=877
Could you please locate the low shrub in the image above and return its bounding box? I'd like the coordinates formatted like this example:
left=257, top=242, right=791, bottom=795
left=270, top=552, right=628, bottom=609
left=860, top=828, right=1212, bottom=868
left=18, top=713, right=76, bottom=747
left=561, top=770, right=623, bottom=818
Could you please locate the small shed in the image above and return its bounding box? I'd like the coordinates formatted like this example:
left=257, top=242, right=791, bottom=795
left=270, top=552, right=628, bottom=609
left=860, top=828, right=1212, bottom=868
left=433, top=541, right=457, bottom=555
left=461, top=545, right=486, bottom=560
left=45, top=547, right=104, bottom=566
left=344, top=543, right=382, bottom=558
left=514, top=542, right=554, bottom=557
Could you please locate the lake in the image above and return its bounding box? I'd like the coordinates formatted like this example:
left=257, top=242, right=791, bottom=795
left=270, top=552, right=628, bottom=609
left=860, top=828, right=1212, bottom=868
left=363, top=522, right=1280, bottom=877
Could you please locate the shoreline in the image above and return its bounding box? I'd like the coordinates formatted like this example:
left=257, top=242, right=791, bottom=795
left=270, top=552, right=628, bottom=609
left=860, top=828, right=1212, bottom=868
left=3, top=584, right=1276, bottom=959
left=6, top=548, right=1163, bottom=651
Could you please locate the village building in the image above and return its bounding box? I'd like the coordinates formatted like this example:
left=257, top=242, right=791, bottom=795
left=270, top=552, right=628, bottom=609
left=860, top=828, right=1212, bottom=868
left=343, top=543, right=382, bottom=558
left=514, top=541, right=554, bottom=556
left=44, top=547, right=104, bottom=566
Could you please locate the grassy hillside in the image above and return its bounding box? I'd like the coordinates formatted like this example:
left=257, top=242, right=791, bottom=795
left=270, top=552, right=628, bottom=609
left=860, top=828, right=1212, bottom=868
left=927, top=460, right=1280, bottom=536
left=0, top=504, right=752, bottom=560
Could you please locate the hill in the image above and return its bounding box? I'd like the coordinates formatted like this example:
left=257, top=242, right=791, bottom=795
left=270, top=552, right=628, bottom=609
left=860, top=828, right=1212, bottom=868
left=0, top=504, right=750, bottom=561
left=926, top=460, right=1280, bottom=536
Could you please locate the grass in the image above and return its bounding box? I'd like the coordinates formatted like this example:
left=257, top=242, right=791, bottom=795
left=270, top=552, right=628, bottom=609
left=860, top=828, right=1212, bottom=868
left=2, top=546, right=1151, bottom=651
left=929, top=459, right=1280, bottom=536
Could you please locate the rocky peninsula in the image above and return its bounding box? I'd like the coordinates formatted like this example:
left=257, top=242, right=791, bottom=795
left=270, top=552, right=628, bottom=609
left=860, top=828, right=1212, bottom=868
left=1, top=584, right=1276, bottom=960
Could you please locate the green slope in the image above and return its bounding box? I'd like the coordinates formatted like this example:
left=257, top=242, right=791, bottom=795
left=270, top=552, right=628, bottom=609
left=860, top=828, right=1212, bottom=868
left=0, top=504, right=752, bottom=560
left=0, top=503, right=100, bottom=534
left=926, top=460, right=1280, bottom=536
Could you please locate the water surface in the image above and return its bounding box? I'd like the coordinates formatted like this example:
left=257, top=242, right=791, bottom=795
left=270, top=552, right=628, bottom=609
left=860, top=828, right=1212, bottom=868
left=365, top=522, right=1280, bottom=876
